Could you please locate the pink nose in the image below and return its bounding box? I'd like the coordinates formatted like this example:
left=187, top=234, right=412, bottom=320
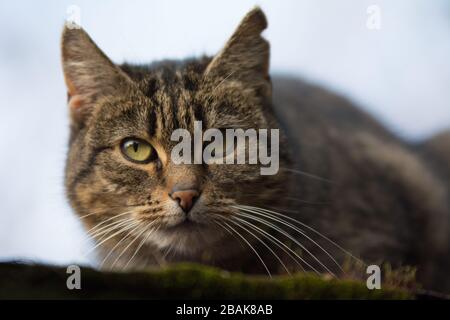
left=170, top=189, right=199, bottom=213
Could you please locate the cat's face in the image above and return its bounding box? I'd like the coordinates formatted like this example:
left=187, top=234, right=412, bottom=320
left=63, top=8, right=290, bottom=264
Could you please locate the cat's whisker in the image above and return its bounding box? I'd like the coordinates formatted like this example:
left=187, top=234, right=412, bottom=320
left=226, top=217, right=291, bottom=275
left=230, top=215, right=306, bottom=273
left=83, top=218, right=129, bottom=244
left=85, top=217, right=135, bottom=243
left=210, top=70, right=237, bottom=97
left=77, top=205, right=138, bottom=220
left=209, top=215, right=248, bottom=254
left=162, top=242, right=175, bottom=260
left=105, top=223, right=145, bottom=269
left=85, top=219, right=140, bottom=256
left=110, top=224, right=152, bottom=270
left=87, top=216, right=133, bottom=237
left=77, top=208, right=127, bottom=222
left=123, top=223, right=158, bottom=269
left=71, top=203, right=147, bottom=219
left=212, top=219, right=272, bottom=278
left=235, top=205, right=344, bottom=274
left=78, top=212, right=98, bottom=220
left=234, top=212, right=322, bottom=275
left=280, top=167, right=335, bottom=184
left=99, top=221, right=142, bottom=268
left=234, top=208, right=336, bottom=277
left=239, top=205, right=365, bottom=266
left=84, top=210, right=133, bottom=236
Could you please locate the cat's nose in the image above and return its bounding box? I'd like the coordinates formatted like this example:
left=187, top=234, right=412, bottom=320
left=169, top=189, right=200, bottom=213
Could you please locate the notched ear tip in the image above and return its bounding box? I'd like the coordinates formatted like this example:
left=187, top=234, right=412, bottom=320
left=62, top=23, right=84, bottom=43
left=60, top=24, right=92, bottom=59
left=241, top=6, right=268, bottom=34
left=205, top=6, right=270, bottom=81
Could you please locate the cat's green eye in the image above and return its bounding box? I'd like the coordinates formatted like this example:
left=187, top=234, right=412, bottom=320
left=120, top=138, right=156, bottom=163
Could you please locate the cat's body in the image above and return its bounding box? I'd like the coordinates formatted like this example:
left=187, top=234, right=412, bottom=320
left=272, top=76, right=450, bottom=292
left=62, top=8, right=450, bottom=293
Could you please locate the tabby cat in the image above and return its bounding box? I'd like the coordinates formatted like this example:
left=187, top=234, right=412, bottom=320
left=62, top=8, right=450, bottom=293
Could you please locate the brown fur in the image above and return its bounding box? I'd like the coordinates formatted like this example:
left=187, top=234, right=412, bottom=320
left=62, top=8, right=450, bottom=292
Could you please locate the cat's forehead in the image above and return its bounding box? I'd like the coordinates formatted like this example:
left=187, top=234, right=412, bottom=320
left=124, top=60, right=254, bottom=119
left=90, top=57, right=266, bottom=147
left=90, top=63, right=200, bottom=142
left=121, top=58, right=211, bottom=93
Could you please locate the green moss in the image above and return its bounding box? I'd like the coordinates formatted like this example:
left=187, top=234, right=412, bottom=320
left=0, top=262, right=412, bottom=299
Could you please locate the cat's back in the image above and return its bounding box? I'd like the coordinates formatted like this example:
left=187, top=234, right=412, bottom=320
left=271, top=75, right=395, bottom=146
left=271, top=75, right=450, bottom=293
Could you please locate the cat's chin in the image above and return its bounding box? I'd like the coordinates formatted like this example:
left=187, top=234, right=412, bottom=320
left=149, top=220, right=226, bottom=256
left=163, top=219, right=200, bottom=232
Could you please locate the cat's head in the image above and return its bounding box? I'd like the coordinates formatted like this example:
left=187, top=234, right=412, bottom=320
left=62, top=8, right=291, bottom=265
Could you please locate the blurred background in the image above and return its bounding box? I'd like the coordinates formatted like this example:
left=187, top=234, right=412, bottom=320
left=0, top=0, right=449, bottom=266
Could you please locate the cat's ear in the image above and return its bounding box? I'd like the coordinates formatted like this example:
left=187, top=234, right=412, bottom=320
left=61, top=25, right=133, bottom=123
left=205, top=7, right=270, bottom=96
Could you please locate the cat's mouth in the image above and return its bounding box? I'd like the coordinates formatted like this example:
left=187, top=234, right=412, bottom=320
left=157, top=210, right=220, bottom=240
left=139, top=206, right=229, bottom=255
left=163, top=212, right=211, bottom=231
left=164, top=218, right=198, bottom=231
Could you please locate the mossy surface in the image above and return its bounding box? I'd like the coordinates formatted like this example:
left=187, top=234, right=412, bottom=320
left=0, top=262, right=412, bottom=299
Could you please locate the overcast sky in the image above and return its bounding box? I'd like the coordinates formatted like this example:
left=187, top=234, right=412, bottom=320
left=0, top=0, right=449, bottom=266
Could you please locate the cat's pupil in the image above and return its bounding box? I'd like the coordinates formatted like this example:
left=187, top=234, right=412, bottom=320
left=133, top=142, right=139, bottom=153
